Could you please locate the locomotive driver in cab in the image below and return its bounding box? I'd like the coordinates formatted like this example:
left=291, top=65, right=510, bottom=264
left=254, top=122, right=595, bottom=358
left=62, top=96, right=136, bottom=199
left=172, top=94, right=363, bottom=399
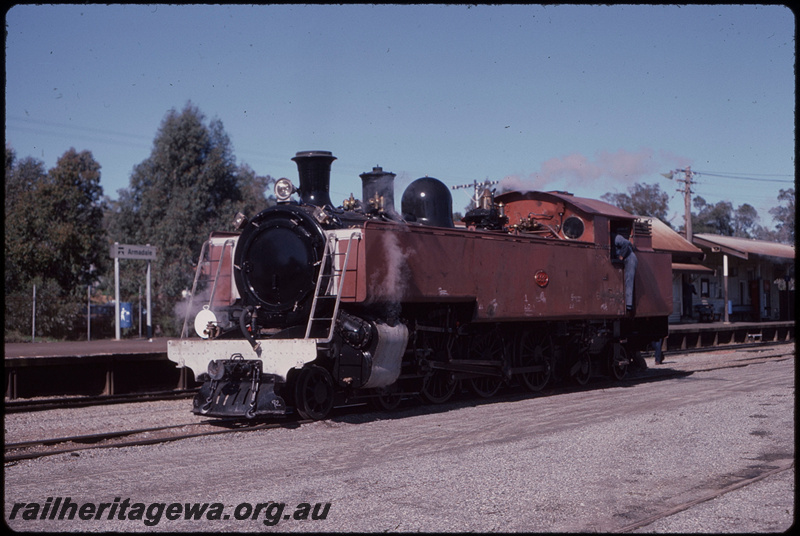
left=614, top=231, right=637, bottom=315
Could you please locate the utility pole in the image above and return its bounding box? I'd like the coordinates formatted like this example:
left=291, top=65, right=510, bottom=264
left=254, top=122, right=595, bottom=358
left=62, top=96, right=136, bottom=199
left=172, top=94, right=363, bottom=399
left=680, top=167, right=694, bottom=243
left=661, top=167, right=695, bottom=242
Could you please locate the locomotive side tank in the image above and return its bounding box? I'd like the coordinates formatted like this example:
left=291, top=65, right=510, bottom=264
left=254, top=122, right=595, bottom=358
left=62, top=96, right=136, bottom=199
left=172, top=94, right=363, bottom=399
left=352, top=191, right=672, bottom=319
left=168, top=150, right=672, bottom=420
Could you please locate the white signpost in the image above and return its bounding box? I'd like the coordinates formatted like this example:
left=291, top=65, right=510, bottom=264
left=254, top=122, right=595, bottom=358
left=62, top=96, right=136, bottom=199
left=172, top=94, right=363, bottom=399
left=110, top=243, right=157, bottom=340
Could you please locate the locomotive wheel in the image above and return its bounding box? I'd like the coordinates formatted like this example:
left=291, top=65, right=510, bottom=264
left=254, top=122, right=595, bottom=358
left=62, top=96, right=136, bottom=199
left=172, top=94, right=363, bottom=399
left=468, top=375, right=503, bottom=398
left=517, top=331, right=553, bottom=392
left=294, top=365, right=335, bottom=420
left=418, top=330, right=458, bottom=404
left=370, top=384, right=403, bottom=412
left=570, top=351, right=592, bottom=386
left=607, top=344, right=629, bottom=380
left=467, top=332, right=505, bottom=398
left=420, top=369, right=458, bottom=404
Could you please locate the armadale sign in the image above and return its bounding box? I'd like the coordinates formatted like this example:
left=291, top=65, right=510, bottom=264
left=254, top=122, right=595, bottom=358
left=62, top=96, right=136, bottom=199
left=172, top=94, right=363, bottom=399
left=110, top=242, right=156, bottom=339
left=110, top=243, right=158, bottom=260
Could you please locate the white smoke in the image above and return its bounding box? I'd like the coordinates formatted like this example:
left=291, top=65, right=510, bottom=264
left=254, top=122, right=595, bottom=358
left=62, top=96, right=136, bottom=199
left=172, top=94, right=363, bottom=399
left=173, top=285, right=214, bottom=338
left=500, top=148, right=692, bottom=194
left=367, top=227, right=410, bottom=321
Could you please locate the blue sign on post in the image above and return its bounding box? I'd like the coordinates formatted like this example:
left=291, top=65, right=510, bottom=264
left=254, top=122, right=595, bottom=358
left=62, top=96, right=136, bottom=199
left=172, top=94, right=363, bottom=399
left=120, top=302, right=133, bottom=329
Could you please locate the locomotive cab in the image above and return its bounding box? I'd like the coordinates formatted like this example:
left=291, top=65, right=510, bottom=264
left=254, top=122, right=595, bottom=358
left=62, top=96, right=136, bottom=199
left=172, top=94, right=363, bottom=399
left=496, top=189, right=636, bottom=244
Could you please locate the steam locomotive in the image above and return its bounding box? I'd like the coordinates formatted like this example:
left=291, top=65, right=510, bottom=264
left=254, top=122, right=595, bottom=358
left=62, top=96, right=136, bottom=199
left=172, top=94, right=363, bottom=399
left=168, top=151, right=672, bottom=420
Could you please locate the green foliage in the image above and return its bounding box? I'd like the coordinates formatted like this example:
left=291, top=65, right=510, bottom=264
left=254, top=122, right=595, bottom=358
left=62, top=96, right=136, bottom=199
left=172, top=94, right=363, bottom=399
left=602, top=182, right=792, bottom=242
left=691, top=196, right=734, bottom=236
left=106, top=102, right=275, bottom=336
left=5, top=279, right=84, bottom=340
left=769, top=188, right=795, bottom=244
left=236, top=163, right=277, bottom=216
left=691, top=197, right=775, bottom=240
left=5, top=151, right=47, bottom=293
left=601, top=182, right=671, bottom=225
left=5, top=146, right=107, bottom=339
left=732, top=203, right=762, bottom=239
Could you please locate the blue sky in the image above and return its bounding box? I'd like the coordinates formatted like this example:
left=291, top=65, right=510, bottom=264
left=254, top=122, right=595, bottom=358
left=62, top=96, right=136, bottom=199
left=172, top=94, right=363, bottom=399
left=5, top=4, right=795, bottom=229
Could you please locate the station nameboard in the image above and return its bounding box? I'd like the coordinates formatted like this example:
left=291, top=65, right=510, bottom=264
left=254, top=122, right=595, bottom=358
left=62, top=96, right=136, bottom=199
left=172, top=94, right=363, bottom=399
left=110, top=243, right=158, bottom=260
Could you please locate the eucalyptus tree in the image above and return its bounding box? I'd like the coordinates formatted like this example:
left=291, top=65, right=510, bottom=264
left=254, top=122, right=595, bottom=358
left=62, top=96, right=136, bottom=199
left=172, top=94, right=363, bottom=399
left=107, top=102, right=273, bottom=335
left=601, top=182, right=671, bottom=225
left=769, top=188, right=795, bottom=244
left=5, top=146, right=107, bottom=339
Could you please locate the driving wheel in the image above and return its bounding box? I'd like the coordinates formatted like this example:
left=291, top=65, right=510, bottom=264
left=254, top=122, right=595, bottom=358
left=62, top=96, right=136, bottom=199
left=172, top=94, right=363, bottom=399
left=294, top=365, right=335, bottom=420
left=517, top=331, right=553, bottom=392
left=370, top=384, right=403, bottom=411
left=607, top=343, right=629, bottom=380
left=467, top=331, right=505, bottom=398
left=570, top=351, right=592, bottom=386
left=421, top=369, right=458, bottom=404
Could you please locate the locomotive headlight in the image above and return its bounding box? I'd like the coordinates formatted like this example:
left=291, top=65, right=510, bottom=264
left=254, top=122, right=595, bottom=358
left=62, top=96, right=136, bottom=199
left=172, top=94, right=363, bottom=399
left=275, top=178, right=296, bottom=202
left=194, top=306, right=218, bottom=339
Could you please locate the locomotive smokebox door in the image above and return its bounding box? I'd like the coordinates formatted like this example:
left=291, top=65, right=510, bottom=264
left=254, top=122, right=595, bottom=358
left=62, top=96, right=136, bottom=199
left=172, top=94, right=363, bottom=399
left=232, top=204, right=326, bottom=327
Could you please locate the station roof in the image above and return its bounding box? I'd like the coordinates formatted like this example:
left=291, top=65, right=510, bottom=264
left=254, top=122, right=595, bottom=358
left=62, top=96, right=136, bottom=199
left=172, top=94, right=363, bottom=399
left=693, top=234, right=795, bottom=262
left=639, top=216, right=712, bottom=274
left=645, top=217, right=704, bottom=258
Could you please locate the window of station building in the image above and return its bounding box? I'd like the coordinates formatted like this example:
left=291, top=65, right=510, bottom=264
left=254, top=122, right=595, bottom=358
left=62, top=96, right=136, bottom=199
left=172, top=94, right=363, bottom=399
left=562, top=216, right=584, bottom=239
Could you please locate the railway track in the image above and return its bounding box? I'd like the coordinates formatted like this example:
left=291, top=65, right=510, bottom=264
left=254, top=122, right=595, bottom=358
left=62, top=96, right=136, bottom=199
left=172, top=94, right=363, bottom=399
left=4, top=417, right=313, bottom=464
left=656, top=343, right=794, bottom=372
left=4, top=338, right=790, bottom=414
left=5, top=344, right=793, bottom=464
left=3, top=388, right=198, bottom=414
left=614, top=459, right=795, bottom=533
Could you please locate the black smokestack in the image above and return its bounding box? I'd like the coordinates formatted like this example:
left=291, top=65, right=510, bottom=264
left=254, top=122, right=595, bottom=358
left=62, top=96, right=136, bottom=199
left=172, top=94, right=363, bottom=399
left=360, top=166, right=399, bottom=217
left=292, top=150, right=336, bottom=207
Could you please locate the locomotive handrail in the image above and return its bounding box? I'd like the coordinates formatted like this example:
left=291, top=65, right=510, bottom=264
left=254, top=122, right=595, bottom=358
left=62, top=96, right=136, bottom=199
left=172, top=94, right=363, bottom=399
left=325, top=231, right=362, bottom=342
left=304, top=231, right=362, bottom=341
left=206, top=239, right=236, bottom=309
left=180, top=239, right=211, bottom=339
left=179, top=238, right=236, bottom=339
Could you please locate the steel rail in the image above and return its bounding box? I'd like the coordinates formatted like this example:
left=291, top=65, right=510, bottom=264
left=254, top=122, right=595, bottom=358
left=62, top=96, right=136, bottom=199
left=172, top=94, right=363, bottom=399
left=614, top=460, right=795, bottom=533
left=3, top=389, right=198, bottom=414
left=4, top=418, right=313, bottom=464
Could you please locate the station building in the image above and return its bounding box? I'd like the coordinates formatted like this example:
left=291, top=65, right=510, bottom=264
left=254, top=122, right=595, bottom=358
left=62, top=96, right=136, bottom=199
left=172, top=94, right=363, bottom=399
left=691, top=234, right=794, bottom=322
left=647, top=217, right=795, bottom=324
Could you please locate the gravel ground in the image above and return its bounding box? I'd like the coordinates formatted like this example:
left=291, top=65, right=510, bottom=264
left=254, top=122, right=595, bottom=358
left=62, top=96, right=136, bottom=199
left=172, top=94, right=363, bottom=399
left=4, top=343, right=790, bottom=444
left=5, top=398, right=206, bottom=444
left=4, top=344, right=794, bottom=532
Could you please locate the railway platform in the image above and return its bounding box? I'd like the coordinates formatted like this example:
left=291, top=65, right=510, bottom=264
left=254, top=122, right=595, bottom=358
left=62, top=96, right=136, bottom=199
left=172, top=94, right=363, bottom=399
left=4, top=320, right=795, bottom=401
left=665, top=319, right=794, bottom=351
left=4, top=337, right=189, bottom=400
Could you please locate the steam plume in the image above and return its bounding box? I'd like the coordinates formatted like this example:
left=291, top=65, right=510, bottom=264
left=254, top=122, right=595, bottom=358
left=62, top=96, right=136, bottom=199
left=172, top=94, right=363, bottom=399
left=367, top=228, right=410, bottom=321
left=500, top=148, right=692, bottom=194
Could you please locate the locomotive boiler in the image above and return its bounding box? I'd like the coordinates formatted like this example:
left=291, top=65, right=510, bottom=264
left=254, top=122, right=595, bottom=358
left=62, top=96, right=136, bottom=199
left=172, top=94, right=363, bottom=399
left=168, top=151, right=672, bottom=420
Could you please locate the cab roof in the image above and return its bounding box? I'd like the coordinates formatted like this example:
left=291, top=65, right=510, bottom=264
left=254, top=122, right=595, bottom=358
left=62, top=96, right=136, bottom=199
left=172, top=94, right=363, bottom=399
left=495, top=190, right=636, bottom=221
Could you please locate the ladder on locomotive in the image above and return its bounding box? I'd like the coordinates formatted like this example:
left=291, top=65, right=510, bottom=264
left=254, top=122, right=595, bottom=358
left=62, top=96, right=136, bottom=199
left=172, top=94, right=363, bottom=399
left=305, top=231, right=361, bottom=341
left=180, top=237, right=237, bottom=338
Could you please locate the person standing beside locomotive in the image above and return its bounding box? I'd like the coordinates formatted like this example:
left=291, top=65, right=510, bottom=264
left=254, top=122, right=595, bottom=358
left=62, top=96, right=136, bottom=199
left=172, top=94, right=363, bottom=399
left=614, top=232, right=638, bottom=314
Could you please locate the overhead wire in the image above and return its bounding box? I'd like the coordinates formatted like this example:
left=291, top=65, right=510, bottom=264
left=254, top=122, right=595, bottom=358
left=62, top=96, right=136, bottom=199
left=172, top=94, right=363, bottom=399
left=691, top=171, right=794, bottom=184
